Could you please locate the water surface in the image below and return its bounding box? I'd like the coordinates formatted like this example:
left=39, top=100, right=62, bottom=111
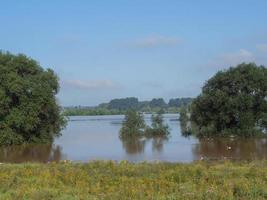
left=0, top=114, right=267, bottom=163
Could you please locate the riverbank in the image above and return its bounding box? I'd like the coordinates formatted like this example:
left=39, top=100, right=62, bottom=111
left=0, top=161, right=266, bottom=199
left=63, top=110, right=180, bottom=116
left=63, top=107, right=181, bottom=116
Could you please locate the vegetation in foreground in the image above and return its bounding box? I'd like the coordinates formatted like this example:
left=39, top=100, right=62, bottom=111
left=0, top=161, right=267, bottom=199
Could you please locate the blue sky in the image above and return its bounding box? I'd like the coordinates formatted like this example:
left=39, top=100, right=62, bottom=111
left=1, top=0, right=267, bottom=106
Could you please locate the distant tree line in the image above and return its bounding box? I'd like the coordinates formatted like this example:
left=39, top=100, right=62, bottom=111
left=64, top=97, right=193, bottom=116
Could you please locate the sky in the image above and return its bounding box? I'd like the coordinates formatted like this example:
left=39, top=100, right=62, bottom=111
left=1, top=0, right=267, bottom=106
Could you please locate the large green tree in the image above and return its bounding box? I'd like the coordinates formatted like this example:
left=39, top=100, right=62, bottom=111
left=0, top=52, right=66, bottom=145
left=191, top=63, right=267, bottom=137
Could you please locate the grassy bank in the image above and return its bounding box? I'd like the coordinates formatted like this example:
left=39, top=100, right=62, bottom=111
left=0, top=161, right=267, bottom=199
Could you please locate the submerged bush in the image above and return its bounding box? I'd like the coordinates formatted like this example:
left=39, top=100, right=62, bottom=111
left=190, top=63, right=267, bottom=137
left=120, top=110, right=170, bottom=139
left=179, top=106, right=192, bottom=137
left=119, top=109, right=146, bottom=138
left=145, top=111, right=170, bottom=137
left=0, top=52, right=66, bottom=145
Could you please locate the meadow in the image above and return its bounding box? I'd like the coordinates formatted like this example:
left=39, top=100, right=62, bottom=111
left=0, top=161, right=266, bottom=199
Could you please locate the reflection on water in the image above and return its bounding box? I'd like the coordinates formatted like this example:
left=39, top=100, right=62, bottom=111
left=0, top=144, right=64, bottom=163
left=0, top=114, right=267, bottom=163
left=121, top=137, right=146, bottom=154
left=120, top=136, right=168, bottom=155
left=151, top=137, right=168, bottom=153
left=193, top=138, right=267, bottom=160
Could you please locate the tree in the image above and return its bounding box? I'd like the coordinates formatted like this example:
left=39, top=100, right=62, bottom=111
left=191, top=63, right=267, bottom=137
left=0, top=52, right=66, bottom=145
left=168, top=98, right=193, bottom=107
left=119, top=109, right=146, bottom=138
left=146, top=111, right=170, bottom=137
left=108, top=97, right=139, bottom=110
left=179, top=106, right=191, bottom=136
left=149, top=98, right=167, bottom=108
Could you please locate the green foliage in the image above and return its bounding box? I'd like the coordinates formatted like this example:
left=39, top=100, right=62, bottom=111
left=119, top=110, right=146, bottom=138
left=63, top=97, right=191, bottom=116
left=0, top=52, right=66, bottom=145
left=146, top=111, right=170, bottom=137
left=191, top=63, right=267, bottom=137
left=0, top=161, right=267, bottom=199
left=149, top=98, right=167, bottom=108
left=120, top=110, right=170, bottom=139
left=179, top=106, right=192, bottom=136
left=168, top=97, right=193, bottom=107
left=63, top=107, right=123, bottom=116
left=108, top=97, right=139, bottom=110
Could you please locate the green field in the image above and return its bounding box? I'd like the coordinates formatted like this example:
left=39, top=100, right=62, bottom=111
left=0, top=161, right=266, bottom=199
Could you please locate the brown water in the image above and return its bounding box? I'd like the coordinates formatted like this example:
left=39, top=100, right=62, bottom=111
left=0, top=114, right=267, bottom=163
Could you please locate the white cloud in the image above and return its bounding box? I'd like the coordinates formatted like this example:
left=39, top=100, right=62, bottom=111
left=256, top=44, right=267, bottom=53
left=129, top=35, right=182, bottom=48
left=62, top=79, right=117, bottom=90
left=206, top=49, right=255, bottom=70
left=220, top=49, right=254, bottom=65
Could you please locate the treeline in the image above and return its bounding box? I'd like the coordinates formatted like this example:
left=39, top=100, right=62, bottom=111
left=64, top=97, right=193, bottom=116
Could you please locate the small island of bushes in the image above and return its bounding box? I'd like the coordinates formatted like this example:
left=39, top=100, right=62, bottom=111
left=119, top=109, right=170, bottom=139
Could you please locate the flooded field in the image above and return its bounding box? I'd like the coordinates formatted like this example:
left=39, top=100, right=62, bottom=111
left=0, top=114, right=267, bottom=163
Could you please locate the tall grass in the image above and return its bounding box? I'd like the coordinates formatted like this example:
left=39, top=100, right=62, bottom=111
left=0, top=161, right=266, bottom=199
